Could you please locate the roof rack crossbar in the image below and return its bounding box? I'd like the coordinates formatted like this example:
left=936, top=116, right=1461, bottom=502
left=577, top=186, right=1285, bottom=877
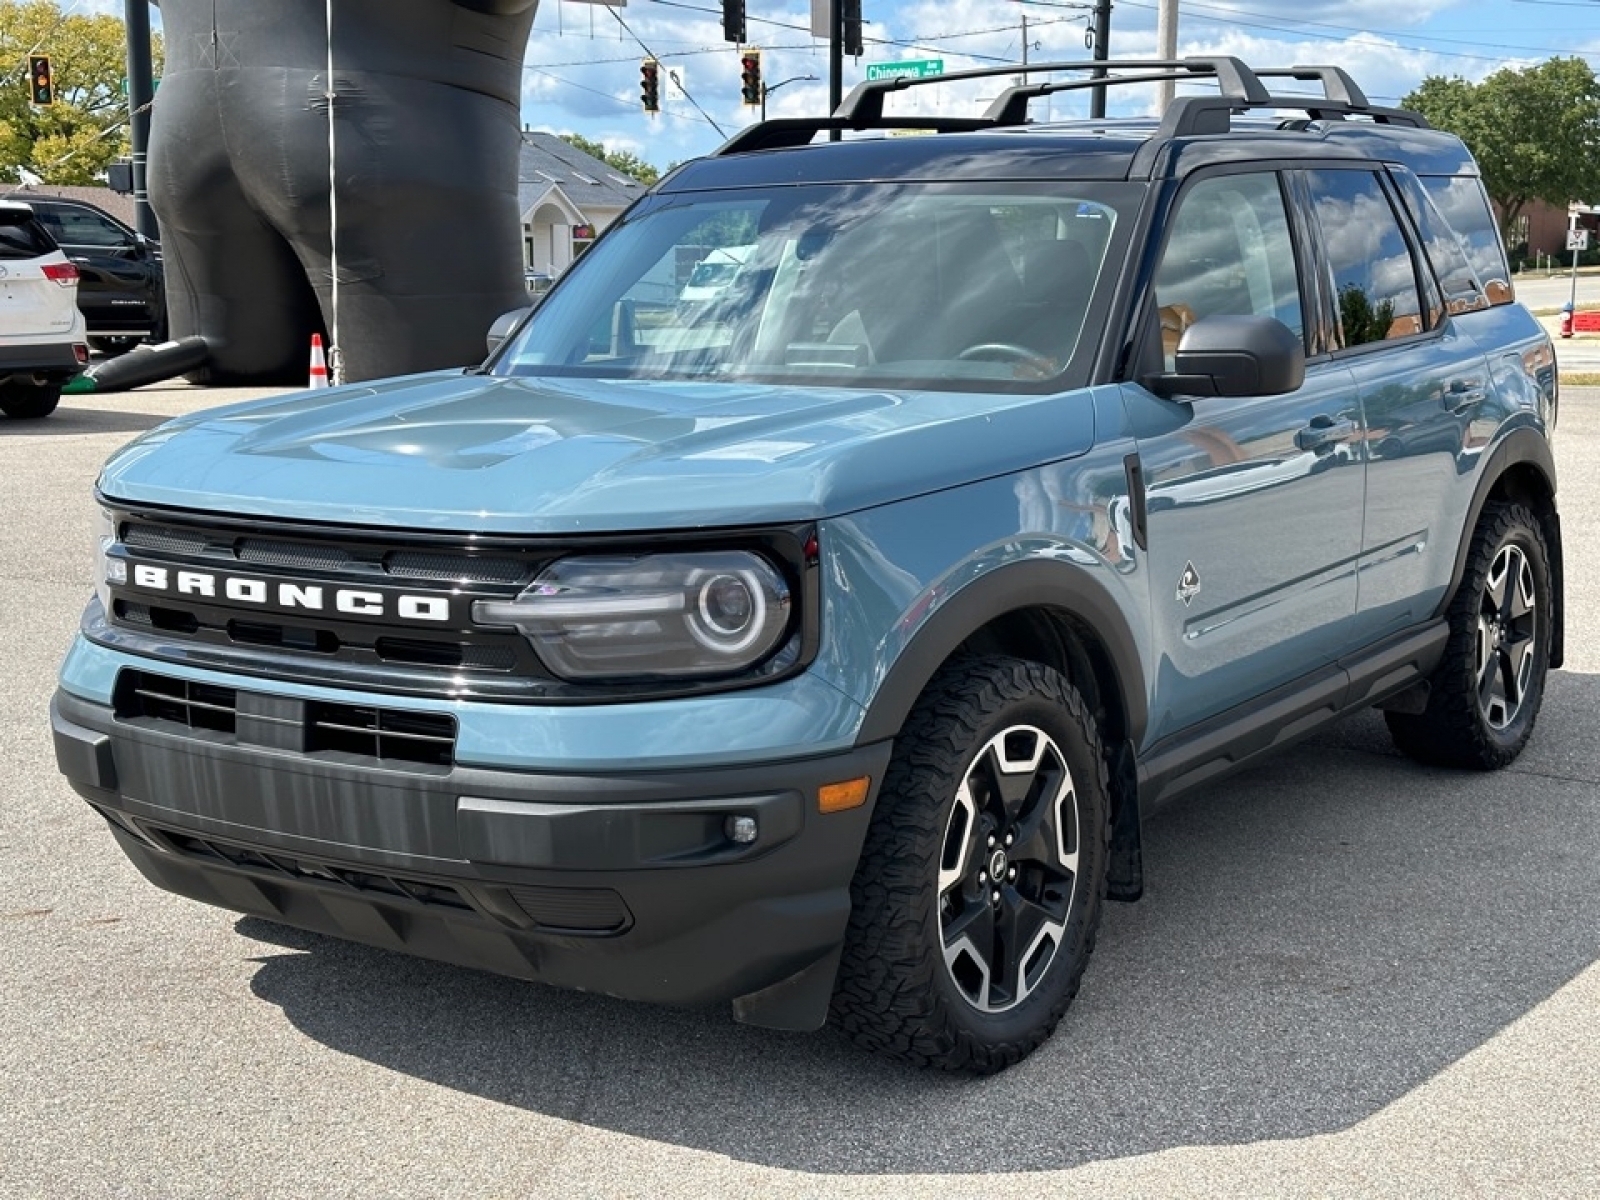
left=983, top=69, right=1221, bottom=126
left=712, top=116, right=995, bottom=157
left=835, top=56, right=1270, bottom=125
left=1252, top=65, right=1369, bottom=107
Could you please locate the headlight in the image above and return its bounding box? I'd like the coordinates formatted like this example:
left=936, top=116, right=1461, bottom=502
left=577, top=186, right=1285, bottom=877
left=473, top=551, right=792, bottom=680
left=92, top=507, right=124, bottom=615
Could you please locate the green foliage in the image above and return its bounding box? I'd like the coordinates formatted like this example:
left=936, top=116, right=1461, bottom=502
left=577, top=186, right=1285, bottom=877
left=1337, top=284, right=1396, bottom=347
left=1404, top=58, right=1600, bottom=244
left=1, top=0, right=163, bottom=185
left=558, top=133, right=660, bottom=186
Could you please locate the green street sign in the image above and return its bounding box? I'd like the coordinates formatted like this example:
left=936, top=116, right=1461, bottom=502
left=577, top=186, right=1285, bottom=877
left=866, top=59, right=944, bottom=82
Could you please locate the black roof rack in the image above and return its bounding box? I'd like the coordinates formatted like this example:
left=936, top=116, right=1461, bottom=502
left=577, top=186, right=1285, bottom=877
left=711, top=57, right=1427, bottom=157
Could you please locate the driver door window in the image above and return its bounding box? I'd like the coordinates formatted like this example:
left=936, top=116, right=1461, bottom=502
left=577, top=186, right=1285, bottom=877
left=1153, top=173, right=1304, bottom=369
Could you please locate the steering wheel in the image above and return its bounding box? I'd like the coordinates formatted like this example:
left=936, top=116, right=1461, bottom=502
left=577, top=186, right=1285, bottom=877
left=957, top=342, right=1046, bottom=364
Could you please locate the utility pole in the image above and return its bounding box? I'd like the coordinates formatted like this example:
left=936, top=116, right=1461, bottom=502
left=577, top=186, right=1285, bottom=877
left=1089, top=0, right=1112, bottom=118
left=1156, top=0, right=1178, bottom=110
left=124, top=0, right=157, bottom=239
left=1017, top=13, right=1028, bottom=88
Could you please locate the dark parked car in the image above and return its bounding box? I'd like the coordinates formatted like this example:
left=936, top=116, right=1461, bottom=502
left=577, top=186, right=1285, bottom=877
left=21, top=196, right=166, bottom=354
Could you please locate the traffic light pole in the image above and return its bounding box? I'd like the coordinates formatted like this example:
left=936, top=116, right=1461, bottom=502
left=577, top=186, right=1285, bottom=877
left=1089, top=0, right=1112, bottom=118
left=124, top=0, right=158, bottom=239
left=828, top=0, right=842, bottom=141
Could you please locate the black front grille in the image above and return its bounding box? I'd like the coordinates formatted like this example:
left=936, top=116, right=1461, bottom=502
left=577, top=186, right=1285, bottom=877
left=384, top=549, right=530, bottom=585
left=236, top=538, right=352, bottom=572
left=115, top=671, right=237, bottom=734
left=114, top=669, right=457, bottom=767
left=104, top=512, right=551, bottom=698
left=306, top=702, right=457, bottom=767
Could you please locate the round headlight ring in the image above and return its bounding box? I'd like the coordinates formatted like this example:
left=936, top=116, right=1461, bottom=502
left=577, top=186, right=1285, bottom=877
left=687, top=568, right=771, bottom=655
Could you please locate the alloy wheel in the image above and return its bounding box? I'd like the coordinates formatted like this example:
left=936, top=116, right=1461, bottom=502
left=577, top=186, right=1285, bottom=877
left=937, top=724, right=1080, bottom=1013
left=1476, top=542, right=1538, bottom=731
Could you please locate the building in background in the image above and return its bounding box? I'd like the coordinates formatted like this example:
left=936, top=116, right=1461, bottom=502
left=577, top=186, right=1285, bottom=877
left=518, top=133, right=642, bottom=279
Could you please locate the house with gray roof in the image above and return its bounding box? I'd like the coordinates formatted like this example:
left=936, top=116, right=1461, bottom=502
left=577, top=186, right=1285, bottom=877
left=518, top=132, right=643, bottom=278
left=2, top=184, right=137, bottom=230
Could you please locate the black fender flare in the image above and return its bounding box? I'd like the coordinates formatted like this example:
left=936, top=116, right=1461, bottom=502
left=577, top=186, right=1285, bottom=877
left=854, top=559, right=1149, bottom=748
left=1441, top=426, right=1563, bottom=668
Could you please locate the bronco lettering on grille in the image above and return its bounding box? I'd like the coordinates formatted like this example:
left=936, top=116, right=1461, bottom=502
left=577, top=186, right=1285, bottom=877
left=127, top=563, right=451, bottom=622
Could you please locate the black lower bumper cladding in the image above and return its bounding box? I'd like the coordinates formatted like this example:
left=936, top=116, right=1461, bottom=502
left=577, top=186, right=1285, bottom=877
left=52, top=688, right=888, bottom=1031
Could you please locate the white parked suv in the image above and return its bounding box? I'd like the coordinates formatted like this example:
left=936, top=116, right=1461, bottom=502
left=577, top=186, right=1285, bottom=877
left=1, top=199, right=88, bottom=419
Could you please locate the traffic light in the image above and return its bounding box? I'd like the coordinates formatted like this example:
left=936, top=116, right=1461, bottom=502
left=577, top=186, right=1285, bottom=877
left=739, top=49, right=762, bottom=108
left=640, top=58, right=660, bottom=114
left=721, top=0, right=746, bottom=44
left=29, top=55, right=54, bottom=107
left=842, top=0, right=863, bottom=57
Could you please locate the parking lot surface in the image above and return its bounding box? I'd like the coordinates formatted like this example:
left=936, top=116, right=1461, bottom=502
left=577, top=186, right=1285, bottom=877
left=3, top=382, right=1597, bottom=1198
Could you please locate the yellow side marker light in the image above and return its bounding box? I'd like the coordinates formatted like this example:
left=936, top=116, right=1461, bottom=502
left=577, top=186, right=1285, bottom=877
left=818, top=777, right=871, bottom=814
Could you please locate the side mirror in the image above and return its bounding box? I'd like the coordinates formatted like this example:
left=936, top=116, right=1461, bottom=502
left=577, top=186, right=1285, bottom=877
left=1146, top=314, right=1305, bottom=399
left=485, top=306, right=533, bottom=357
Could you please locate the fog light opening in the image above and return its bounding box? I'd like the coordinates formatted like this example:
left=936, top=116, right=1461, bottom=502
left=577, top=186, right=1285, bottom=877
left=724, top=815, right=759, bottom=845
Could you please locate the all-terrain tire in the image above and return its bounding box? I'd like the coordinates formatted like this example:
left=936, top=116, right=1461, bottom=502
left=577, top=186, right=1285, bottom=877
left=0, top=382, right=62, bottom=419
left=1386, top=501, right=1552, bottom=769
left=830, top=655, right=1111, bottom=1073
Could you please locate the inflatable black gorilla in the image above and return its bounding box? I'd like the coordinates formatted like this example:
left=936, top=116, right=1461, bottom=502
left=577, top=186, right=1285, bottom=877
left=147, top=0, right=539, bottom=384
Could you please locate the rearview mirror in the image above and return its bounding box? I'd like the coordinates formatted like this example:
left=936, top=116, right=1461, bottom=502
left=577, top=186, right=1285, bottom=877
left=485, top=306, right=533, bottom=357
left=1146, top=314, right=1305, bottom=399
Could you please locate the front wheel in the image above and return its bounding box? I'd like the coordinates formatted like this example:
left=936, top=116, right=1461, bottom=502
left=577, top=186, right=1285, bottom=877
left=1386, top=501, right=1553, bottom=769
left=831, top=656, right=1111, bottom=1072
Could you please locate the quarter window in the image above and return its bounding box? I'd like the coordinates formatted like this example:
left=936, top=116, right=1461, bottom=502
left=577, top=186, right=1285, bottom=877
left=1153, top=173, right=1303, bottom=371
left=1306, top=170, right=1425, bottom=349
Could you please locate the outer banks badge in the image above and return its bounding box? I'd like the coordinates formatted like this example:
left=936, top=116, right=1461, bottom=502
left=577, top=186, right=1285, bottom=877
left=1177, top=561, right=1202, bottom=607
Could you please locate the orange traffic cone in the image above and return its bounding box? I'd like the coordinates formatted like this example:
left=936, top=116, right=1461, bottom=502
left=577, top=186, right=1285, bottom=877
left=309, top=333, right=330, bottom=388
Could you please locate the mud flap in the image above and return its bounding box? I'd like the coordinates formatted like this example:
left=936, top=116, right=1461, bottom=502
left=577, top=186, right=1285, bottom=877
left=1107, top=739, right=1144, bottom=902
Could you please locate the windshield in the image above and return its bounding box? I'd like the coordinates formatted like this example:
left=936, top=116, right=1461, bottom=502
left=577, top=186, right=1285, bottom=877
left=493, top=182, right=1134, bottom=392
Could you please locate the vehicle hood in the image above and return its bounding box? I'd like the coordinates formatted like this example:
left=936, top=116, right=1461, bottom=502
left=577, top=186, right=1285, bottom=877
left=98, top=370, right=1097, bottom=533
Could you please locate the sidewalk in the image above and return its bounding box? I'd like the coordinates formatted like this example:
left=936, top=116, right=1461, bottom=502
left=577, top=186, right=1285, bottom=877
left=1535, top=312, right=1600, bottom=375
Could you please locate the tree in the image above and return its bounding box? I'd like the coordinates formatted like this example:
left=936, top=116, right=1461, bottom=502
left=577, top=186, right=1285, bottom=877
left=0, top=0, right=163, bottom=185
left=1404, top=58, right=1600, bottom=246
left=558, top=132, right=660, bottom=186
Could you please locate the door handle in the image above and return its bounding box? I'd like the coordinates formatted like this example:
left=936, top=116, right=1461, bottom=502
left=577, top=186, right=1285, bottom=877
left=1295, top=415, right=1355, bottom=452
left=1444, top=378, right=1484, bottom=414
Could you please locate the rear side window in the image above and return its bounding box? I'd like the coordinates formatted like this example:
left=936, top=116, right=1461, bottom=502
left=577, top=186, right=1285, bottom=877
left=0, top=210, right=54, bottom=260
left=1387, top=167, right=1488, bottom=318
left=1306, top=170, right=1425, bottom=349
left=32, top=205, right=132, bottom=249
left=1418, top=175, right=1512, bottom=305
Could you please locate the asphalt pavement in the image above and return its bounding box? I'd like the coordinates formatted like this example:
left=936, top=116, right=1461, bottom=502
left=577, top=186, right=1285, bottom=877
left=2, top=380, right=1597, bottom=1199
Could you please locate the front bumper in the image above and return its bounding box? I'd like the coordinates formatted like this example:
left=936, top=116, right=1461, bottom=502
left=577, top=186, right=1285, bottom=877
left=53, top=688, right=889, bottom=1030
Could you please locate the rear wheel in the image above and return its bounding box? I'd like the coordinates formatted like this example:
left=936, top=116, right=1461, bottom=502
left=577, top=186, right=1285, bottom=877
left=831, top=656, right=1111, bottom=1073
left=0, top=382, right=62, bottom=419
left=1386, top=501, right=1552, bottom=769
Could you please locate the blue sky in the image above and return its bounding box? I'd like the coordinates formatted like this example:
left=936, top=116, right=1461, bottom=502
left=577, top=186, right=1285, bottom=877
left=79, top=1, right=1600, bottom=170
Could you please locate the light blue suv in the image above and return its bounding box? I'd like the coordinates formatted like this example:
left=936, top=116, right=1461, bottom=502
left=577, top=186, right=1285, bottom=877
left=52, top=60, right=1563, bottom=1072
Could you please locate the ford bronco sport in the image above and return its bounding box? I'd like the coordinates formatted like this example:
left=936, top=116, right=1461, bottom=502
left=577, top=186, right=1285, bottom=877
left=52, top=60, right=1563, bottom=1072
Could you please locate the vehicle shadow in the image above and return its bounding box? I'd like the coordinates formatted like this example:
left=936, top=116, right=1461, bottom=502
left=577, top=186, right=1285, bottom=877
left=4, top=406, right=172, bottom=437
left=241, top=670, right=1600, bottom=1175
